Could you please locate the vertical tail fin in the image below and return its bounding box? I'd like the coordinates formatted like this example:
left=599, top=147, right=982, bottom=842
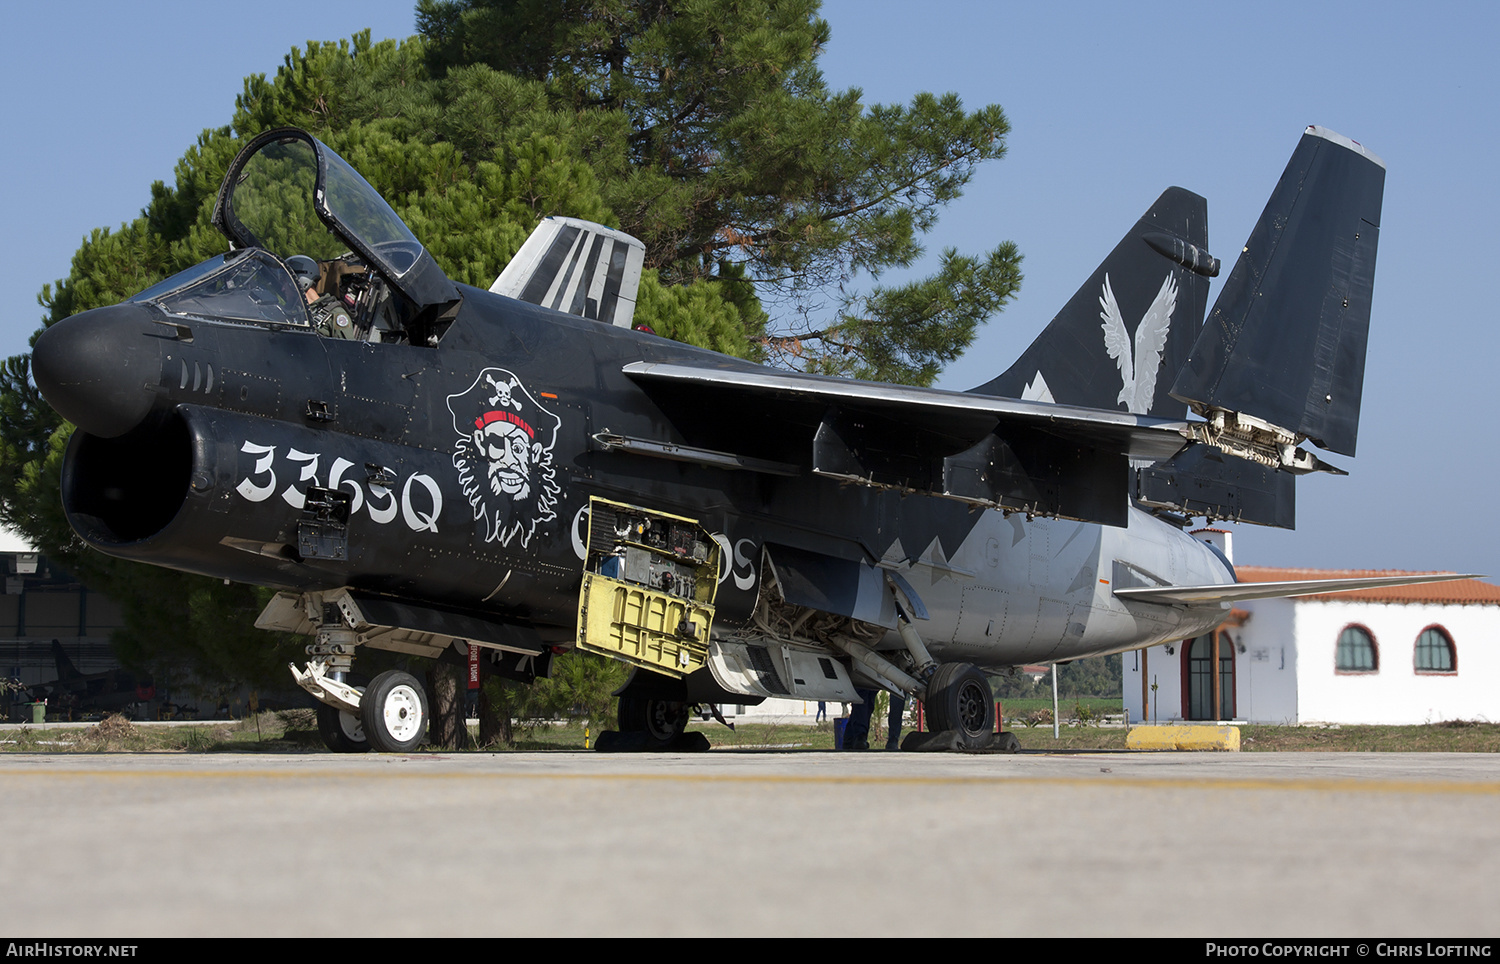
left=970, top=187, right=1218, bottom=418
left=491, top=216, right=647, bottom=329
left=51, top=639, right=82, bottom=680
left=1170, top=126, right=1386, bottom=457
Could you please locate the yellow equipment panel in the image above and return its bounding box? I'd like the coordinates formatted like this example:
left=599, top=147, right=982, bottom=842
left=578, top=572, right=712, bottom=675
left=575, top=498, right=719, bottom=678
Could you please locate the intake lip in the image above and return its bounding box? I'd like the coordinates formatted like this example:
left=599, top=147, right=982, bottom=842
left=32, top=302, right=162, bottom=438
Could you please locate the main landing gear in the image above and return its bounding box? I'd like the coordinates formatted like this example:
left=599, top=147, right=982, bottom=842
left=601, top=667, right=714, bottom=751
left=617, top=693, right=689, bottom=745
left=922, top=662, right=996, bottom=748
left=833, top=611, right=998, bottom=749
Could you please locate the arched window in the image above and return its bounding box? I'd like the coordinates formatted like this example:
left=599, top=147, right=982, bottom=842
left=1415, top=627, right=1456, bottom=674
left=1336, top=625, right=1378, bottom=673
left=1182, top=632, right=1236, bottom=720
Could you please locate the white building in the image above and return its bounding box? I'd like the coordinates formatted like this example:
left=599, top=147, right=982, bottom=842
left=1124, top=555, right=1500, bottom=725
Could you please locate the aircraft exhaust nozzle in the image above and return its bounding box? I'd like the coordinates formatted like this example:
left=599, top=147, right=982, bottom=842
left=32, top=303, right=162, bottom=438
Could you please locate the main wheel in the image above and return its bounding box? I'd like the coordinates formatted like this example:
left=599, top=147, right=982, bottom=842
left=361, top=670, right=429, bottom=752
left=618, top=695, right=689, bottom=744
left=317, top=703, right=369, bottom=753
left=925, top=663, right=995, bottom=746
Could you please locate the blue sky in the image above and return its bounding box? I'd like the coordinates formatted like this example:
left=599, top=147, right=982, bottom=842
left=3, top=1, right=1496, bottom=577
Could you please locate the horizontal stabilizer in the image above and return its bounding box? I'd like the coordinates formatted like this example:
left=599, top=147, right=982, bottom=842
left=1171, top=126, right=1386, bottom=457
left=492, top=217, right=645, bottom=329
left=1114, top=572, right=1476, bottom=606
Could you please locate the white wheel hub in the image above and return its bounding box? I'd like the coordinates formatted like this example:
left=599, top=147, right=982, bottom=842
left=380, top=684, right=424, bottom=742
left=338, top=711, right=365, bottom=742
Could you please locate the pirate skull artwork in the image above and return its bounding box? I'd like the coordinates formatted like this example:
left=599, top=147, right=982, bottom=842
left=448, top=368, right=562, bottom=547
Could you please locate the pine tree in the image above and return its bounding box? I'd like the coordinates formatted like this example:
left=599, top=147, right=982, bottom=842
left=418, top=0, right=1022, bottom=383
left=1, top=5, right=1021, bottom=687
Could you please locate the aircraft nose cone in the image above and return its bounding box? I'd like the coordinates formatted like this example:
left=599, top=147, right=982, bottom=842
left=32, top=303, right=162, bottom=437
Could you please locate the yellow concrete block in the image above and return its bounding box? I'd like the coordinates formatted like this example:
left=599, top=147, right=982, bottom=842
left=1126, top=724, right=1241, bottom=751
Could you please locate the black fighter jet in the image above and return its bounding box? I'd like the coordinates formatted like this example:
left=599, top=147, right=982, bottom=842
left=24, top=639, right=155, bottom=720
left=32, top=125, right=1458, bottom=752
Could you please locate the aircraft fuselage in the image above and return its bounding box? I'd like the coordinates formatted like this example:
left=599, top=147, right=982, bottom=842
left=56, top=282, right=1232, bottom=671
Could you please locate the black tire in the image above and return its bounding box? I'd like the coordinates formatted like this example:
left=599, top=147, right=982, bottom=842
left=317, top=703, right=370, bottom=753
left=925, top=663, right=995, bottom=747
left=361, top=670, right=429, bottom=752
left=618, top=695, right=688, bottom=744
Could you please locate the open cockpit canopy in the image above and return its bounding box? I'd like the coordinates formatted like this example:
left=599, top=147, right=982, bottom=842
left=211, top=128, right=459, bottom=317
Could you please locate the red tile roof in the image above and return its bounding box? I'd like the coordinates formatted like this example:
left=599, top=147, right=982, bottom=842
left=1234, top=566, right=1500, bottom=605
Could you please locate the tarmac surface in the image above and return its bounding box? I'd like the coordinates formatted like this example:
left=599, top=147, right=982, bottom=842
left=3, top=748, right=1498, bottom=937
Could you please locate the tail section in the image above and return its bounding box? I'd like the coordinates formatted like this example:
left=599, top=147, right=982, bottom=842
left=51, top=639, right=82, bottom=680
left=1142, top=127, right=1384, bottom=529
left=979, top=127, right=1385, bottom=530
left=971, top=187, right=1218, bottom=419
left=491, top=216, right=646, bottom=330
left=1171, top=126, right=1386, bottom=458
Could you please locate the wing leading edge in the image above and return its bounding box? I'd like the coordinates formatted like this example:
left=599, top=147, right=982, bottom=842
left=624, top=359, right=1190, bottom=527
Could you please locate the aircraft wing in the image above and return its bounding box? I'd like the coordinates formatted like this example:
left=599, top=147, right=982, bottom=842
left=1113, top=572, right=1480, bottom=606
left=623, top=359, right=1193, bottom=527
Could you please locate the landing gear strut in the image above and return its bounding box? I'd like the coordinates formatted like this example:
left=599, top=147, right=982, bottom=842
left=279, top=592, right=436, bottom=753
left=313, top=671, right=369, bottom=753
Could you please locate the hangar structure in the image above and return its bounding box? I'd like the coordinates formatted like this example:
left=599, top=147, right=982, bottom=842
left=1124, top=531, right=1500, bottom=725
left=0, top=525, right=132, bottom=719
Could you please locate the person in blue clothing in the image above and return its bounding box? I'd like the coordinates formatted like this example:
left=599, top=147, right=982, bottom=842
left=885, top=693, right=906, bottom=750
left=842, top=688, right=876, bottom=749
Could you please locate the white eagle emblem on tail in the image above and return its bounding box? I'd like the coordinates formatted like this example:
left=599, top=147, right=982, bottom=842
left=1099, top=272, right=1177, bottom=414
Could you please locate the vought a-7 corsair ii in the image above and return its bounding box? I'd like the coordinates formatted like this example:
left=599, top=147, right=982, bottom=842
left=32, top=125, right=1458, bottom=752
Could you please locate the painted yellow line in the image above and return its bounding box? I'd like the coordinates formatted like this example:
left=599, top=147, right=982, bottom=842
left=4, top=765, right=1499, bottom=795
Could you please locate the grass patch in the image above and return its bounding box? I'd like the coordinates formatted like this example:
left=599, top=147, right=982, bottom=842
left=999, top=697, right=1121, bottom=720
left=1006, top=721, right=1500, bottom=752
left=0, top=710, right=327, bottom=753
left=1008, top=726, right=1130, bottom=751
left=2, top=711, right=1496, bottom=753
left=468, top=721, right=841, bottom=751
left=1239, top=722, right=1500, bottom=752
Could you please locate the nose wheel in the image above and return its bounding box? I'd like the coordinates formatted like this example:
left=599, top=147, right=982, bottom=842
left=361, top=670, right=429, bottom=752
left=315, top=675, right=369, bottom=753
left=317, top=703, right=370, bottom=753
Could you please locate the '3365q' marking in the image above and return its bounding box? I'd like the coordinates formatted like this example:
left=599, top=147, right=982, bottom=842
left=234, top=441, right=443, bottom=533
